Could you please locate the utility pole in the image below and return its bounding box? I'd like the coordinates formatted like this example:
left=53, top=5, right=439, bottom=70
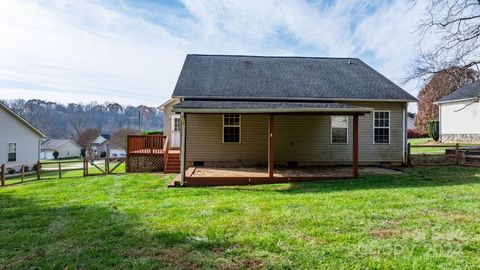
left=138, top=110, right=141, bottom=133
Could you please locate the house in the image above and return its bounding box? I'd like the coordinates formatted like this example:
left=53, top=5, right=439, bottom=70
left=407, top=112, right=415, bottom=130
left=435, top=82, right=480, bottom=143
left=0, top=102, right=46, bottom=167
left=41, top=139, right=82, bottom=160
left=90, top=133, right=110, bottom=158
left=107, top=141, right=126, bottom=158
left=161, top=54, right=417, bottom=186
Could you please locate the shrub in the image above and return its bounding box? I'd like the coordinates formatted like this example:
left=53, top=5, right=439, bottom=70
left=407, top=129, right=428, bottom=139
left=7, top=168, right=16, bottom=174
left=140, top=130, right=163, bottom=135
left=53, top=150, right=59, bottom=159
left=427, top=120, right=440, bottom=141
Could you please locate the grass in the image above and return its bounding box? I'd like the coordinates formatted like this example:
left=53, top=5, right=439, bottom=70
left=40, top=157, right=83, bottom=164
left=408, top=138, right=478, bottom=154
left=1, top=167, right=480, bottom=269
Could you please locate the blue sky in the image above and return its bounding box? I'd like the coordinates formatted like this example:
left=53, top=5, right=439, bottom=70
left=0, top=0, right=429, bottom=107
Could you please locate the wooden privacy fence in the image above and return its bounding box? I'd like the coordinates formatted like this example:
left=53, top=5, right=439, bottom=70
left=407, top=143, right=480, bottom=166
left=1, top=158, right=125, bottom=187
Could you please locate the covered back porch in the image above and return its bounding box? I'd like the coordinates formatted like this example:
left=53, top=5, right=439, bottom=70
left=172, top=100, right=373, bottom=187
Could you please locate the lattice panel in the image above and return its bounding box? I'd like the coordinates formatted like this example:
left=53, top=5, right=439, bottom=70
left=127, top=156, right=164, bottom=172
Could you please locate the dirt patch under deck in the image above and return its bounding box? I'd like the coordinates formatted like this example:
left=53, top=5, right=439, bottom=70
left=191, top=166, right=402, bottom=178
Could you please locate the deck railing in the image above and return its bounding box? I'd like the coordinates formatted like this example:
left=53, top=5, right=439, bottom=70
left=127, top=135, right=166, bottom=155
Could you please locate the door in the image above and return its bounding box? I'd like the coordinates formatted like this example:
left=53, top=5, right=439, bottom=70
left=171, top=114, right=181, bottom=148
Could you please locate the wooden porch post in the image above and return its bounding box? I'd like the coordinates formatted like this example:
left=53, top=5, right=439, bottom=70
left=180, top=112, right=187, bottom=186
left=353, top=114, right=359, bottom=178
left=268, top=114, right=274, bottom=178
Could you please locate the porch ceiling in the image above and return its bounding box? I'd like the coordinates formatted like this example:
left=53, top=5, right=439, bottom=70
left=172, top=100, right=373, bottom=114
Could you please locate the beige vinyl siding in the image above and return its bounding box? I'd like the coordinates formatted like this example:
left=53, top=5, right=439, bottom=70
left=162, top=99, right=180, bottom=141
left=182, top=101, right=406, bottom=165
left=56, top=141, right=82, bottom=158
left=0, top=106, right=43, bottom=165
left=186, top=114, right=267, bottom=163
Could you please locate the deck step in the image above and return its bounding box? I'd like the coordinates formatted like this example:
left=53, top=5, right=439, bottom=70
left=164, top=152, right=181, bottom=173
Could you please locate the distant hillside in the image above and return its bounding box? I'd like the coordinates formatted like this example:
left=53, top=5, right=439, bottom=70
left=2, top=99, right=163, bottom=139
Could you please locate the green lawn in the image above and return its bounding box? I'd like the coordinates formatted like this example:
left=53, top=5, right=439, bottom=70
left=1, top=167, right=480, bottom=269
left=408, top=138, right=476, bottom=154
left=40, top=157, right=83, bottom=164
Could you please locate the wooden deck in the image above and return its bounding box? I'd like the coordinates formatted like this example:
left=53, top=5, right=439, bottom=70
left=169, top=166, right=401, bottom=187
left=126, top=135, right=180, bottom=173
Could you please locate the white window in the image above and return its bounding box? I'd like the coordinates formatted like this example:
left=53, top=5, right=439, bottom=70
left=8, top=143, right=16, bottom=162
left=331, top=116, right=348, bottom=144
left=173, top=117, right=181, bottom=132
left=374, top=111, right=390, bottom=144
left=223, top=114, right=241, bottom=143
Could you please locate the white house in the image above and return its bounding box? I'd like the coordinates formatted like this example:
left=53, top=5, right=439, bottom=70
left=41, top=139, right=82, bottom=160
left=107, top=141, right=126, bottom=158
left=90, top=133, right=110, bottom=158
left=0, top=102, right=46, bottom=167
left=436, top=82, right=480, bottom=143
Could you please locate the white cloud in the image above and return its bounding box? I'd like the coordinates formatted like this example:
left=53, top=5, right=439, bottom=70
left=0, top=0, right=430, bottom=108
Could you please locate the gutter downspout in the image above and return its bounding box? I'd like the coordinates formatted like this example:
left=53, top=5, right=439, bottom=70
left=402, top=103, right=407, bottom=164
left=438, top=104, right=442, bottom=142
left=180, top=112, right=186, bottom=186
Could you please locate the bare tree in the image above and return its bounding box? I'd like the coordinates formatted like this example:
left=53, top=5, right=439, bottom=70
left=68, top=113, right=89, bottom=142
left=109, top=128, right=137, bottom=150
left=78, top=128, right=100, bottom=157
left=409, top=0, right=480, bottom=80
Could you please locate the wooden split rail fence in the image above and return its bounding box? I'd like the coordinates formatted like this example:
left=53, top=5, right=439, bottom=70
left=407, top=143, right=480, bottom=166
left=1, top=157, right=125, bottom=187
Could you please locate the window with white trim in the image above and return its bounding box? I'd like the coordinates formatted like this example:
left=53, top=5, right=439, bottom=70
left=331, top=116, right=348, bottom=144
left=8, top=143, right=16, bottom=162
left=223, top=114, right=240, bottom=143
left=173, top=117, right=181, bottom=132
left=374, top=111, right=390, bottom=144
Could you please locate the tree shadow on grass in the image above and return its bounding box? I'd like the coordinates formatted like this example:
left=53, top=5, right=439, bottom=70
left=214, top=166, right=480, bottom=194
left=0, top=194, right=255, bottom=269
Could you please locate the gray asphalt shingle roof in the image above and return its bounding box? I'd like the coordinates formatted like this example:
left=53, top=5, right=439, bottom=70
left=172, top=54, right=416, bottom=102
left=41, top=139, right=80, bottom=150
left=172, top=100, right=373, bottom=113
left=437, top=82, right=480, bottom=103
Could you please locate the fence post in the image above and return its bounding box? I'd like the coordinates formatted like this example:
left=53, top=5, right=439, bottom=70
left=58, top=162, right=62, bottom=178
left=83, top=158, right=87, bottom=177
left=105, top=158, right=109, bottom=175
left=36, top=161, right=41, bottom=180
left=455, top=143, right=460, bottom=165
left=407, top=143, right=411, bottom=166
left=21, top=165, right=25, bottom=182
left=1, top=164, right=4, bottom=186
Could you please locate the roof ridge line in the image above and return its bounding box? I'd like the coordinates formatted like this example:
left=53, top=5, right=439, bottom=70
left=188, top=54, right=358, bottom=60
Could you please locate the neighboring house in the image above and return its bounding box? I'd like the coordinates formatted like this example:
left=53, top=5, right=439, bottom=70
left=407, top=112, right=415, bottom=130
left=161, top=55, right=417, bottom=185
left=41, top=139, right=82, bottom=160
left=107, top=141, right=126, bottom=158
left=159, top=99, right=180, bottom=148
left=0, top=102, right=46, bottom=167
left=435, top=82, right=480, bottom=143
left=90, top=133, right=111, bottom=158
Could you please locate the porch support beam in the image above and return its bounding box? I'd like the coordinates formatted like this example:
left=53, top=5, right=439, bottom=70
left=268, top=114, right=274, bottom=178
left=352, top=113, right=359, bottom=178
left=180, top=112, right=186, bottom=186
